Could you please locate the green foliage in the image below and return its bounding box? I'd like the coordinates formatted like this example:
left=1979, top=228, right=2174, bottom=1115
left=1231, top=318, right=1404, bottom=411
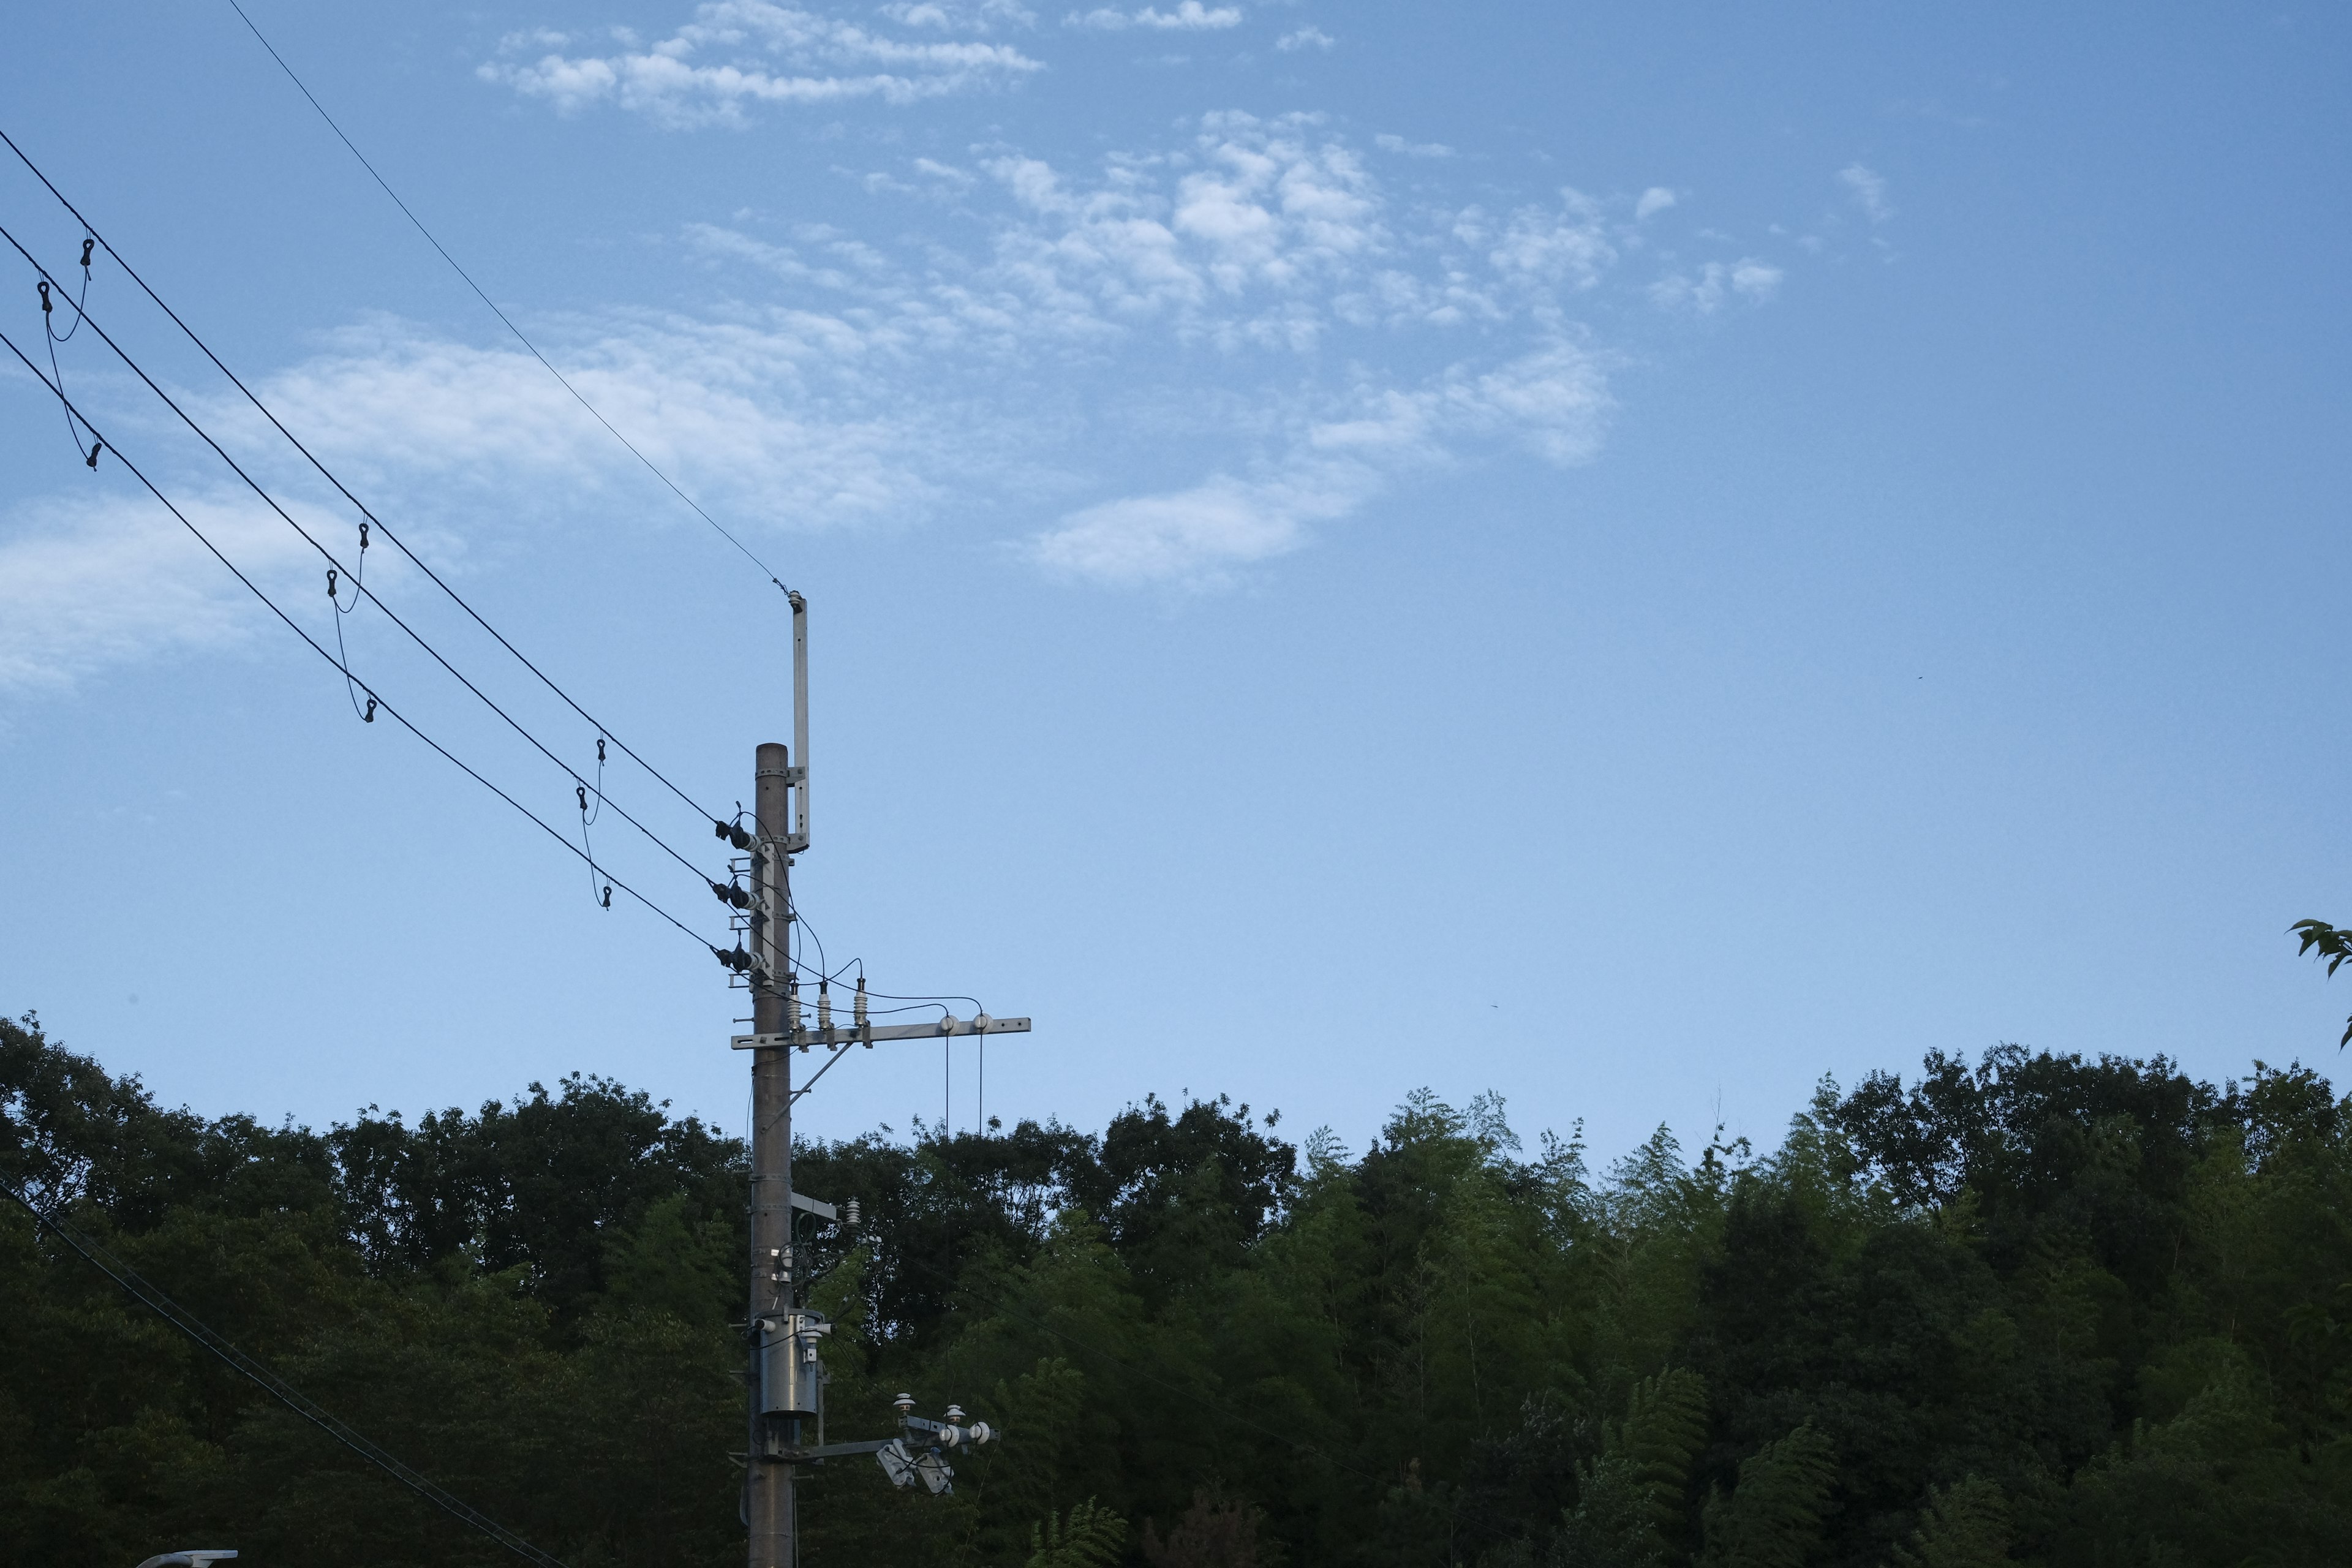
left=8, top=1006, right=2352, bottom=1567
left=1553, top=1370, right=1709, bottom=1567
left=1889, top=1477, right=2008, bottom=1568
left=1028, top=1497, right=1126, bottom=1567
left=2293, top=917, right=2352, bottom=1047
left=1697, top=1424, right=1836, bottom=1568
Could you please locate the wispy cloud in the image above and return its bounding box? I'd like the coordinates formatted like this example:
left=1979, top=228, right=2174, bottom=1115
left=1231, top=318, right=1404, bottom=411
left=1374, top=132, right=1452, bottom=159
left=0, top=486, right=327, bottom=692
left=1839, top=162, right=1893, bottom=223
left=1649, top=258, right=1782, bottom=314
left=480, top=1, right=1044, bottom=126
left=1065, top=2, right=1242, bottom=30
left=1634, top=186, right=1676, bottom=220
left=1028, top=339, right=1608, bottom=585
left=1275, top=25, right=1333, bottom=51
left=3, top=114, right=1790, bottom=687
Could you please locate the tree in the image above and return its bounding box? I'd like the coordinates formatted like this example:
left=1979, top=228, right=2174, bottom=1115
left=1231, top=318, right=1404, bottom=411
left=2291, top=918, right=2352, bottom=1048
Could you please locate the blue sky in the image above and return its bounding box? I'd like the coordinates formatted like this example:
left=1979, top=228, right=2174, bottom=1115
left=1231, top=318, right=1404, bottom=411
left=2, top=2, right=2346, bottom=1166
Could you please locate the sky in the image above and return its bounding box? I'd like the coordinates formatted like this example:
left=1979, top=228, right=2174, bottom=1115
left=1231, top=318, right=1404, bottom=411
left=2, top=2, right=2347, bottom=1170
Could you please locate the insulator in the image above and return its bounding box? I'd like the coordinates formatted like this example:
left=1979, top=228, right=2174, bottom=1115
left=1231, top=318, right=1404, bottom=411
left=729, top=824, right=753, bottom=850
left=732, top=885, right=751, bottom=910
left=845, top=1197, right=861, bottom=1227
left=731, top=946, right=752, bottom=972
left=817, top=981, right=832, bottom=1033
left=854, top=977, right=869, bottom=1029
left=785, top=978, right=803, bottom=1031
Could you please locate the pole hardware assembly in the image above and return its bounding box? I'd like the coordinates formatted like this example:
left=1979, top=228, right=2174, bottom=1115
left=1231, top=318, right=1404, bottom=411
left=736, top=595, right=1025, bottom=1568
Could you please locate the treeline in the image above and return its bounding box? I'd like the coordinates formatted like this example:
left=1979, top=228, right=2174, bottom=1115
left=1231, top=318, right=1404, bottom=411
left=2, top=1009, right=2348, bottom=1567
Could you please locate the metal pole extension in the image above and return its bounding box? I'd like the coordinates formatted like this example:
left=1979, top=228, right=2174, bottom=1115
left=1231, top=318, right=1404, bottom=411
left=748, top=741, right=794, bottom=1568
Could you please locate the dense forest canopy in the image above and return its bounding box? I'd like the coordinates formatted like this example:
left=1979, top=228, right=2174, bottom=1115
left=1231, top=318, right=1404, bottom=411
left=3, top=1009, right=2347, bottom=1567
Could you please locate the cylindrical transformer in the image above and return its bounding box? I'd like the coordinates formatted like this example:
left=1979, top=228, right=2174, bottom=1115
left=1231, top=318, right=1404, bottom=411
left=758, top=1313, right=827, bottom=1420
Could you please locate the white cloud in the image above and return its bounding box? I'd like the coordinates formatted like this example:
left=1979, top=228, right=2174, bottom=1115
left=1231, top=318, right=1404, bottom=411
left=1648, top=257, right=1782, bottom=314
left=1275, top=26, right=1333, bottom=51
left=1373, top=132, right=1452, bottom=159
left=1065, top=2, right=1240, bottom=29
left=1839, top=162, right=1893, bottom=223
left=879, top=0, right=1037, bottom=29
left=0, top=486, right=325, bottom=692
left=481, top=1, right=1044, bottom=126
left=1, top=115, right=1784, bottom=687
left=1487, top=191, right=1614, bottom=289
left=1030, top=338, right=1608, bottom=584
left=1634, top=186, right=1676, bottom=220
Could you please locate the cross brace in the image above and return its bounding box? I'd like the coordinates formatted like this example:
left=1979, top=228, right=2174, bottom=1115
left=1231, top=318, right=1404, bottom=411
left=731, top=1016, right=1031, bottom=1050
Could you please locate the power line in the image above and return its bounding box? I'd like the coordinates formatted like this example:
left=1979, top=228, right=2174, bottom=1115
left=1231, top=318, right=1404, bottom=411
left=2, top=1178, right=573, bottom=1568
left=0, top=324, right=720, bottom=955
left=214, top=2, right=796, bottom=597
left=0, top=124, right=727, bottom=835
left=0, top=221, right=722, bottom=900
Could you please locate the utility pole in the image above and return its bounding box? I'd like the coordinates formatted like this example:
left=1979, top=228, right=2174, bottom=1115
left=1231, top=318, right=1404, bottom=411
left=729, top=594, right=1020, bottom=1568
left=745, top=733, right=796, bottom=1568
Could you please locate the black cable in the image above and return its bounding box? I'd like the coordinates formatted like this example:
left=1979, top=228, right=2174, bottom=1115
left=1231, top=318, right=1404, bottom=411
left=1, top=1179, right=573, bottom=1568
left=38, top=247, right=93, bottom=456
left=0, top=126, right=728, bottom=834
left=209, top=7, right=796, bottom=597
left=330, top=521, right=371, bottom=722
left=0, top=222, right=719, bottom=899
left=0, top=325, right=718, bottom=953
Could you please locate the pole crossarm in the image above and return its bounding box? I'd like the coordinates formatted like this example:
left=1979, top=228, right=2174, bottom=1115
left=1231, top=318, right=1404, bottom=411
left=731, top=1016, right=1031, bottom=1051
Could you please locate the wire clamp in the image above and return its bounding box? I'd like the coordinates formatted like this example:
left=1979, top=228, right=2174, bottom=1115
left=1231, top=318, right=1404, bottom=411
left=362, top=696, right=376, bottom=723
left=84, top=440, right=100, bottom=470
left=37, top=279, right=50, bottom=314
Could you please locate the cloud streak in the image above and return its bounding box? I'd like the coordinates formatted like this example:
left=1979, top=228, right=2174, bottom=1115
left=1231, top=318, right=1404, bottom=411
left=481, top=1, right=1044, bottom=126
left=3, top=113, right=1786, bottom=687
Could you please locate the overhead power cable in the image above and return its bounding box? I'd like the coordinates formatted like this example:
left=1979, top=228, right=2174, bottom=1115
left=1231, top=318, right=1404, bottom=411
left=2, top=1179, right=572, bottom=1568
left=0, top=222, right=719, bottom=898
left=0, top=126, right=726, bottom=834
left=213, top=2, right=794, bottom=596
left=0, top=325, right=719, bottom=954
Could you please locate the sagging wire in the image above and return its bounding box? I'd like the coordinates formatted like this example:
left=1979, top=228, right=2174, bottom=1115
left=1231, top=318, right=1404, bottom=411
left=0, top=217, right=723, bottom=902
left=329, top=521, right=373, bottom=721
left=0, top=323, right=721, bottom=956
left=0, top=128, right=733, bottom=839
left=577, top=745, right=612, bottom=908
left=36, top=236, right=100, bottom=467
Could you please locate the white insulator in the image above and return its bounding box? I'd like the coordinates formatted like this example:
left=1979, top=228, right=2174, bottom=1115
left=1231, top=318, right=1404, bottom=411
left=818, top=982, right=832, bottom=1032
left=785, top=979, right=802, bottom=1032
left=970, top=1422, right=992, bottom=1446
left=854, top=978, right=869, bottom=1028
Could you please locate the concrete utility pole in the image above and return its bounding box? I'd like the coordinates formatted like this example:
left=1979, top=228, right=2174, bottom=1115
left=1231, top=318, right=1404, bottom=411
left=746, top=736, right=796, bottom=1568
left=731, top=594, right=1019, bottom=1568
